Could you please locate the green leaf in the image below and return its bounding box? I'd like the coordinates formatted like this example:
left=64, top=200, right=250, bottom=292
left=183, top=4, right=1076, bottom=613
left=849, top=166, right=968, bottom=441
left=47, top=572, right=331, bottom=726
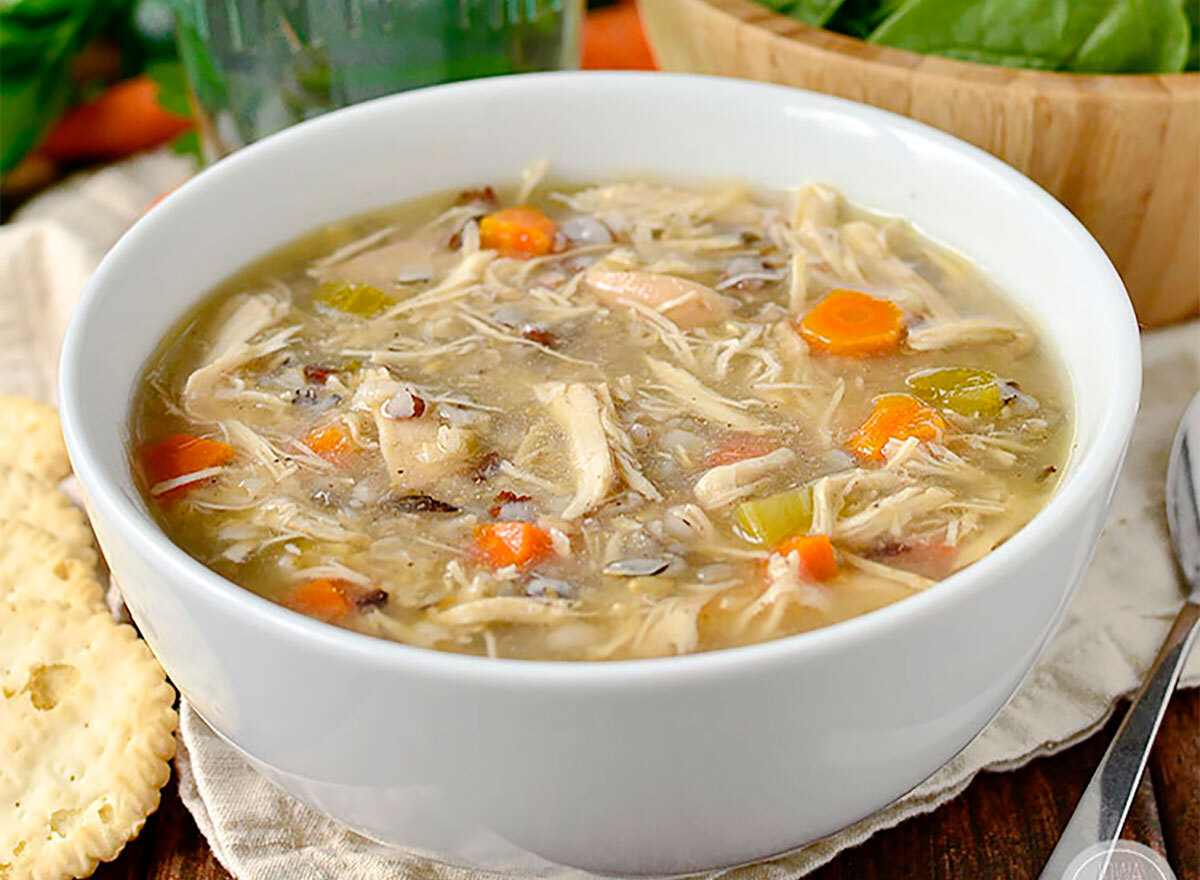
left=0, top=0, right=117, bottom=173
left=168, top=127, right=202, bottom=163
left=774, top=0, right=850, bottom=25
left=868, top=0, right=1189, bottom=73
left=826, top=0, right=905, bottom=38
left=146, top=59, right=190, bottom=117
left=1184, top=0, right=1199, bottom=70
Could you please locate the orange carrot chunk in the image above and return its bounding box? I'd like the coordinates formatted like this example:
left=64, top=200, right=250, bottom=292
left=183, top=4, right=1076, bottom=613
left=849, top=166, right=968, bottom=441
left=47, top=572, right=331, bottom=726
left=797, top=289, right=905, bottom=357
left=479, top=207, right=558, bottom=259
left=474, top=522, right=554, bottom=568
left=304, top=424, right=357, bottom=462
left=776, top=534, right=838, bottom=581
left=141, top=434, right=235, bottom=498
left=848, top=393, right=948, bottom=462
left=285, top=578, right=353, bottom=622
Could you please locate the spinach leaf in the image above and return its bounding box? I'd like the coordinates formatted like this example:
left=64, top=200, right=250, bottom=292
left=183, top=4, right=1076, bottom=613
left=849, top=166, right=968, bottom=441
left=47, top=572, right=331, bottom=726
left=868, top=0, right=1189, bottom=73
left=1185, top=0, right=1199, bottom=70
left=826, top=0, right=904, bottom=38
left=0, top=0, right=121, bottom=173
left=763, top=0, right=850, bottom=27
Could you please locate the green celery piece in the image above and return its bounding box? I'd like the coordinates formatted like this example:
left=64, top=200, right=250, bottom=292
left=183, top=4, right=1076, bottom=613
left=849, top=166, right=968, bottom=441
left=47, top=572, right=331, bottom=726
left=907, top=367, right=1002, bottom=416
left=868, top=0, right=1189, bottom=74
left=315, top=281, right=395, bottom=318
left=735, top=485, right=814, bottom=546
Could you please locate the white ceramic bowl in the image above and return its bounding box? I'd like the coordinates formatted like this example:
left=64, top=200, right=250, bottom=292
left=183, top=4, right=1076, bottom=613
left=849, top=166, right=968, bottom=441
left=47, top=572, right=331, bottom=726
left=59, top=72, right=1140, bottom=875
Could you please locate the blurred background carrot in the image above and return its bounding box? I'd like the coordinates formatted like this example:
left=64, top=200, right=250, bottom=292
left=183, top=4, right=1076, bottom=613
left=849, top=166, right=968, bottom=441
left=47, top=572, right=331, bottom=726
left=41, top=75, right=191, bottom=161
left=581, top=0, right=658, bottom=70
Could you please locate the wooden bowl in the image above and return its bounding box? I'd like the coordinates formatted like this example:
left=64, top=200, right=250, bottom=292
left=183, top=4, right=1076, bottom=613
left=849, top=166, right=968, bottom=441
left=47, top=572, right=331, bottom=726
left=640, top=0, right=1200, bottom=327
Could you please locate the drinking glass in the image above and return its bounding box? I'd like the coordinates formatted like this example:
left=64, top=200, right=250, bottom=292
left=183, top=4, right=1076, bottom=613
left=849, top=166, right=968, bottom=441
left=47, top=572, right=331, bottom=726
left=170, top=0, right=581, bottom=159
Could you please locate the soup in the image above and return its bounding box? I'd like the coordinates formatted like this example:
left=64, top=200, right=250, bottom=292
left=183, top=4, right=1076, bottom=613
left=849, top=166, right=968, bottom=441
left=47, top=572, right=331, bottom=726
left=131, top=166, right=1070, bottom=660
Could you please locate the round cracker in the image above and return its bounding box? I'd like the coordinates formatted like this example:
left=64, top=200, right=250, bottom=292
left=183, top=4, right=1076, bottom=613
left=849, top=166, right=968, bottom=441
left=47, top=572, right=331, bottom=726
left=0, top=599, right=177, bottom=879
left=0, top=394, right=70, bottom=482
left=0, top=520, right=104, bottom=610
left=0, top=465, right=94, bottom=554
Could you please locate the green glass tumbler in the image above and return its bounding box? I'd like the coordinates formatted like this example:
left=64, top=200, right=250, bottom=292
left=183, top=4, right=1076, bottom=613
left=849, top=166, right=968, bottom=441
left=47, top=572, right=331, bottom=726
left=170, top=0, right=581, bottom=159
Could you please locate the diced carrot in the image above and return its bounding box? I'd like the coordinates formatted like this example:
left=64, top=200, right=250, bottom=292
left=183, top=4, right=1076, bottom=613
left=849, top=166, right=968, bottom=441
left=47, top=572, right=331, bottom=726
left=707, top=435, right=781, bottom=467
left=797, top=289, right=905, bottom=357
left=141, top=433, right=235, bottom=499
left=285, top=578, right=353, bottom=622
left=42, top=76, right=192, bottom=161
left=776, top=534, right=838, bottom=581
left=473, top=522, right=554, bottom=569
left=848, top=393, right=948, bottom=462
left=479, top=207, right=558, bottom=259
left=304, top=424, right=357, bottom=462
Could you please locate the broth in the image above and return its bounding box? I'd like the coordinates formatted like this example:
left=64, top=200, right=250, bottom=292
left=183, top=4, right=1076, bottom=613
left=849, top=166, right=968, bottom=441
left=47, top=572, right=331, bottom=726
left=132, top=170, right=1070, bottom=660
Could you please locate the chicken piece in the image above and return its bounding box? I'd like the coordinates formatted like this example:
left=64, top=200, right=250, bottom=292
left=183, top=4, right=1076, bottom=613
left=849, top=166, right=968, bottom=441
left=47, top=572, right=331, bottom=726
left=354, top=368, right=472, bottom=491
left=693, top=447, right=795, bottom=510
left=645, top=357, right=764, bottom=431
left=183, top=293, right=294, bottom=420
left=906, top=318, right=1027, bottom=351
left=436, top=596, right=574, bottom=626
left=534, top=382, right=616, bottom=520
left=833, top=486, right=954, bottom=547
left=313, top=232, right=455, bottom=289
left=737, top=551, right=831, bottom=634
left=584, top=269, right=731, bottom=328
left=595, top=384, right=662, bottom=502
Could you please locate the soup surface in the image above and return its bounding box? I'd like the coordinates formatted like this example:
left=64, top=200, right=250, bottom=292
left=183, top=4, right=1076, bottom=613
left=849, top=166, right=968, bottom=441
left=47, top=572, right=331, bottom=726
left=132, top=166, right=1070, bottom=660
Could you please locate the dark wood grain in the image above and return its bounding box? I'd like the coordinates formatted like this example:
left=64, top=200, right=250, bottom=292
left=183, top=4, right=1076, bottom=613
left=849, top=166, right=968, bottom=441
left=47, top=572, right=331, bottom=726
left=1151, top=688, right=1200, bottom=880
left=99, top=691, right=1199, bottom=880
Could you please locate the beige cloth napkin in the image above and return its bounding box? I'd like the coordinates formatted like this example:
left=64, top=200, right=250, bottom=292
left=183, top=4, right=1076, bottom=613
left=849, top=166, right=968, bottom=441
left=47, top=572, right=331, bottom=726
left=3, top=153, right=1197, bottom=880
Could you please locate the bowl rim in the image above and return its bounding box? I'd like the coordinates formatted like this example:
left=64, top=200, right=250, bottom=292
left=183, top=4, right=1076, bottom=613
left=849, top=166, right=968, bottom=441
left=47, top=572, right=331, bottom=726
left=59, top=70, right=1142, bottom=687
left=661, top=0, right=1200, bottom=89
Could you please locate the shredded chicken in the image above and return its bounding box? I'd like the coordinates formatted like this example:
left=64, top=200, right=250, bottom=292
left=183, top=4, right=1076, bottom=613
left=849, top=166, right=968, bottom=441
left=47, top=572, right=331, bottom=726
left=645, top=357, right=764, bottom=431
left=906, top=318, right=1028, bottom=351
left=515, top=158, right=552, bottom=204
left=182, top=293, right=295, bottom=420
left=381, top=251, right=495, bottom=317
left=534, top=382, right=616, bottom=519
left=584, top=269, right=731, bottom=328
left=595, top=385, right=662, bottom=501
left=838, top=221, right=956, bottom=321
left=354, top=368, right=473, bottom=490
left=435, top=596, right=575, bottom=626
left=738, top=551, right=831, bottom=633
left=834, top=486, right=955, bottom=547
left=693, top=447, right=795, bottom=510
left=313, top=232, right=449, bottom=289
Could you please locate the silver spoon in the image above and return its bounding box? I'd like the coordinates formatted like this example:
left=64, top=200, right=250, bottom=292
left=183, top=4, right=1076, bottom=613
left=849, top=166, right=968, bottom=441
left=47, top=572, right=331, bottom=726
left=1038, top=393, right=1200, bottom=880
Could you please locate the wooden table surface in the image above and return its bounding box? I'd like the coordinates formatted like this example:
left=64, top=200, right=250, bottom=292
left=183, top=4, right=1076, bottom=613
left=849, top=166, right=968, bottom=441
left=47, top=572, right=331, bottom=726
left=97, top=690, right=1198, bottom=880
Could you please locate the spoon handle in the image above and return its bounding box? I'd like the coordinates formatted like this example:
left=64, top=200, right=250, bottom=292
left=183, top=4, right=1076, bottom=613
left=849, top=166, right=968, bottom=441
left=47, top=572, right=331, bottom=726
left=1038, top=601, right=1200, bottom=880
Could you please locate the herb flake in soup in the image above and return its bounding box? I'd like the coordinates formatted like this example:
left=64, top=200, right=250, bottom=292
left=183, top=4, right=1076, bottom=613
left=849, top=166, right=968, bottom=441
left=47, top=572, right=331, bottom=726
left=131, top=167, right=1070, bottom=660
